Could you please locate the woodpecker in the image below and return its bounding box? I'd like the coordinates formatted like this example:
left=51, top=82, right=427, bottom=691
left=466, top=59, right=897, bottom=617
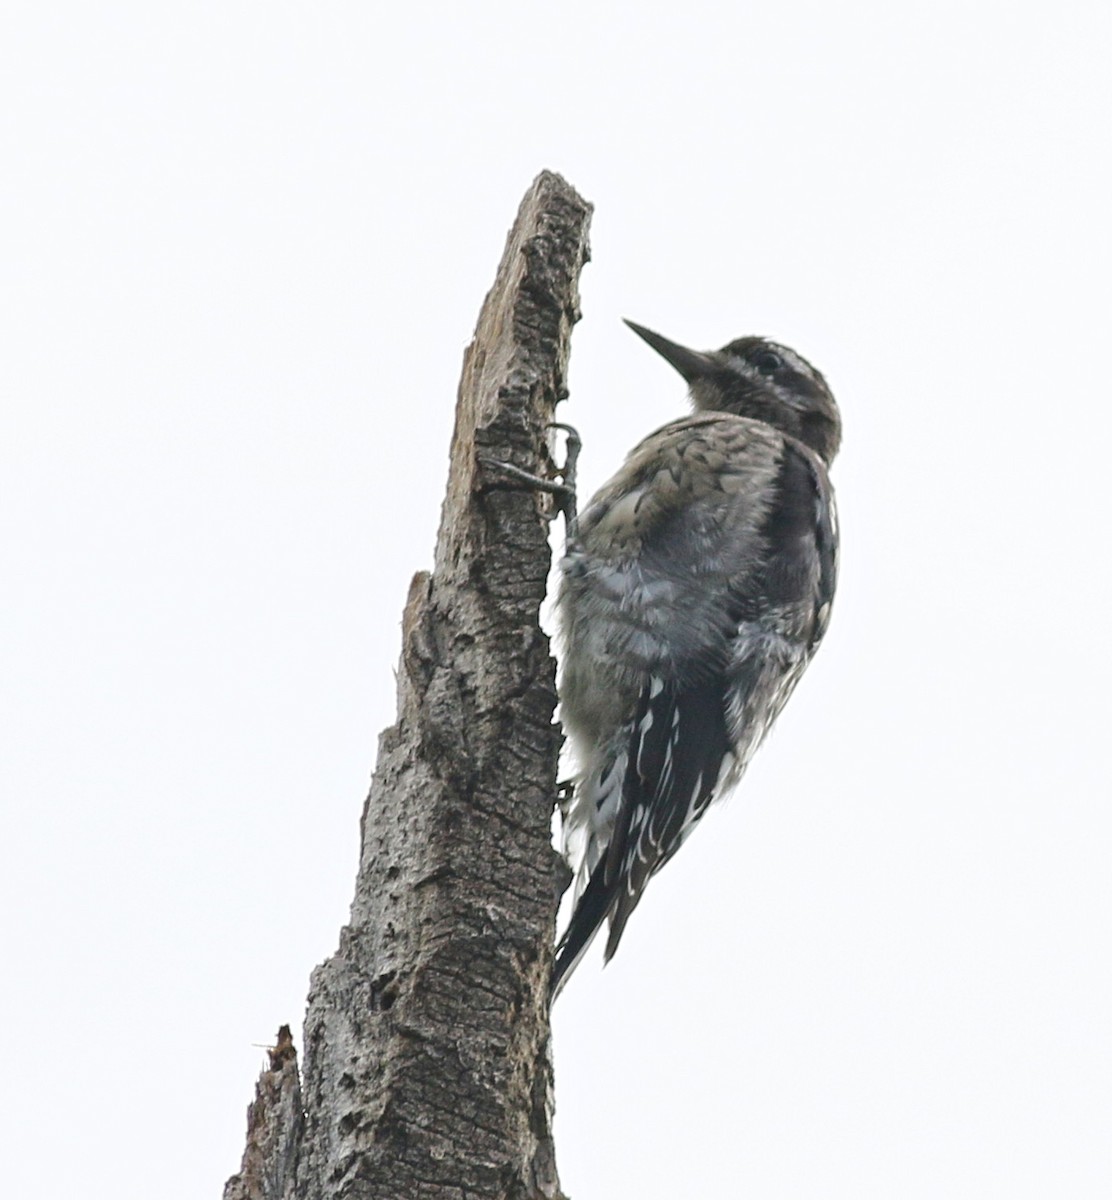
left=552, top=320, right=841, bottom=996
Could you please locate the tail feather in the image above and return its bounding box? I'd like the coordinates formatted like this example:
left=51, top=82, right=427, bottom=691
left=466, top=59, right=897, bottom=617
left=550, top=864, right=617, bottom=998
left=552, top=673, right=733, bottom=999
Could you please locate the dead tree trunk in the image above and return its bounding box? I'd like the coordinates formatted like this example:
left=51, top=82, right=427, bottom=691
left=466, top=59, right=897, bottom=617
left=223, top=172, right=592, bottom=1200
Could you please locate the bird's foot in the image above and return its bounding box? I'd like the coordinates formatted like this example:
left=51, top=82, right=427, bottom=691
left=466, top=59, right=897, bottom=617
left=478, top=423, right=581, bottom=532
left=555, top=775, right=576, bottom=818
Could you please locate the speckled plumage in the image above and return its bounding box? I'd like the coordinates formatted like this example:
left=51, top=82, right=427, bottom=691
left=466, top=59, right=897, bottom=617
left=552, top=322, right=841, bottom=995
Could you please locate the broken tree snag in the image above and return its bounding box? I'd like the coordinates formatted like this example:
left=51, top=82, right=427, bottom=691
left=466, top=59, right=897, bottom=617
left=284, top=172, right=591, bottom=1200
left=223, top=1027, right=303, bottom=1200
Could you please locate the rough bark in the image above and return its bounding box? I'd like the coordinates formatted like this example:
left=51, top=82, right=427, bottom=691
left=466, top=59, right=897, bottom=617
left=224, top=1028, right=303, bottom=1200
left=223, top=171, right=592, bottom=1200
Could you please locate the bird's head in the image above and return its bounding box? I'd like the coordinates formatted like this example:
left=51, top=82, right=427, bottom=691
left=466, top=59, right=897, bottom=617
left=624, top=320, right=841, bottom=465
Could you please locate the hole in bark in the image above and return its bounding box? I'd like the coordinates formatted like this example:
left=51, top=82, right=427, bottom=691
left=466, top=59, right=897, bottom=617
left=337, top=1110, right=360, bottom=1136
left=370, top=969, right=399, bottom=1012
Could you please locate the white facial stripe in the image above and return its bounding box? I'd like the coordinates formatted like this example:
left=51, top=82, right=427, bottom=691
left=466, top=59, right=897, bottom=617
left=726, top=355, right=755, bottom=377
left=728, top=346, right=812, bottom=379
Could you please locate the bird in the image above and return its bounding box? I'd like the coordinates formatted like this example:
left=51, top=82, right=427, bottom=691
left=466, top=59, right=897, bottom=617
left=552, top=319, right=841, bottom=996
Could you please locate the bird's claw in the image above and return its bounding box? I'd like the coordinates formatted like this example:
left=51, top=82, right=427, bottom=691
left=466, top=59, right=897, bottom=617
left=477, top=423, right=580, bottom=531
left=555, top=776, right=576, bottom=819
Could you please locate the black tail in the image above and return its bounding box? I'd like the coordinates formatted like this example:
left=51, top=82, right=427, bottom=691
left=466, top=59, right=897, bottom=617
left=551, top=674, right=731, bottom=1000
left=550, top=865, right=617, bottom=999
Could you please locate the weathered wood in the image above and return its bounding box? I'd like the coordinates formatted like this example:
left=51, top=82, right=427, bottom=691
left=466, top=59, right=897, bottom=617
left=223, top=172, right=591, bottom=1200
left=223, top=1027, right=303, bottom=1200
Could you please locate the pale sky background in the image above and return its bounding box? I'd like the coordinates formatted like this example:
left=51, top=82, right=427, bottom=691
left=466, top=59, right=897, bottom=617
left=3, top=3, right=1110, bottom=1197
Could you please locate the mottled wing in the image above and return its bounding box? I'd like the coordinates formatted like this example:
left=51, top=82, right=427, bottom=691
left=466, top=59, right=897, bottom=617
left=553, top=416, right=837, bottom=993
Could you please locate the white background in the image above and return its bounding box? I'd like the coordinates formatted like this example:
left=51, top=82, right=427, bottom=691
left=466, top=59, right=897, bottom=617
left=3, top=2, right=1110, bottom=1196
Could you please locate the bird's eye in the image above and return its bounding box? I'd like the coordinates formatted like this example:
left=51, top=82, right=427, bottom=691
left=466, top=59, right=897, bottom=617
left=752, top=349, right=784, bottom=375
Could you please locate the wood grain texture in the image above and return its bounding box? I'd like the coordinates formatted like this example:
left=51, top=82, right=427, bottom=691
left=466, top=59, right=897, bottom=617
left=224, top=1028, right=303, bottom=1200
left=223, top=171, right=591, bottom=1200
